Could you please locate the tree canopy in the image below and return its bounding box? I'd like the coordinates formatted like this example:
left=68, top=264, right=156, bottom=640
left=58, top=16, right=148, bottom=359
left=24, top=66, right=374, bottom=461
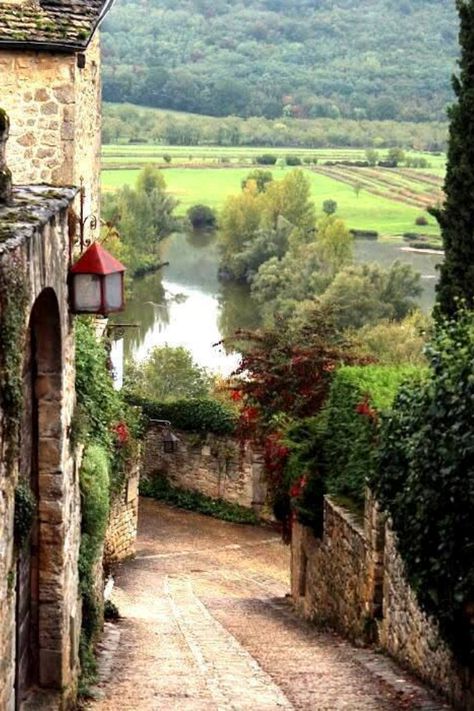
left=102, top=0, right=458, bottom=122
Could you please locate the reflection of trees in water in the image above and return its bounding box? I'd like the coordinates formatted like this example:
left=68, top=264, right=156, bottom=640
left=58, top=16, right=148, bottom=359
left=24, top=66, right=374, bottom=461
left=112, top=271, right=168, bottom=361
left=160, top=231, right=220, bottom=292
left=111, top=230, right=262, bottom=363
left=218, top=282, right=261, bottom=348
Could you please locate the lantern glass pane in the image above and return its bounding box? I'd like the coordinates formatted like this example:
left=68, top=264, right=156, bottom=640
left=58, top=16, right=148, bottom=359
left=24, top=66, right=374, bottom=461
left=104, top=273, right=122, bottom=311
left=74, top=274, right=101, bottom=312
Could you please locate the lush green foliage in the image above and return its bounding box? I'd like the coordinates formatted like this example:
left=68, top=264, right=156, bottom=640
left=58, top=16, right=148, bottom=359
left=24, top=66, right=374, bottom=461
left=102, top=166, right=178, bottom=275
left=353, top=312, right=431, bottom=366
left=373, top=312, right=474, bottom=665
left=141, top=474, right=258, bottom=524
left=218, top=169, right=316, bottom=281
left=134, top=396, right=238, bottom=435
left=283, top=417, right=327, bottom=537
left=74, top=319, right=124, bottom=451
left=431, top=1, right=474, bottom=316
left=14, top=482, right=36, bottom=549
left=102, top=0, right=457, bottom=122
left=0, top=254, right=28, bottom=469
left=126, top=345, right=214, bottom=402
left=78, top=445, right=110, bottom=646
left=187, top=203, right=217, bottom=229
left=322, top=365, right=424, bottom=505
left=75, top=319, right=138, bottom=691
left=103, top=103, right=448, bottom=151
left=319, top=261, right=422, bottom=330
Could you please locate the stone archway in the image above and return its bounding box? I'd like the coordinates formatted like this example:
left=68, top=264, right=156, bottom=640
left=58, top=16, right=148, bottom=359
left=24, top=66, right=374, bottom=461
left=15, top=287, right=64, bottom=707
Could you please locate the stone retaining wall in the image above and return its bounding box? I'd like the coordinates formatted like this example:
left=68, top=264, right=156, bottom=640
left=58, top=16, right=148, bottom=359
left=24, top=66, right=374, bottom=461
left=291, top=492, right=474, bottom=710
left=142, top=424, right=266, bottom=512
left=104, top=463, right=140, bottom=566
left=291, top=500, right=373, bottom=643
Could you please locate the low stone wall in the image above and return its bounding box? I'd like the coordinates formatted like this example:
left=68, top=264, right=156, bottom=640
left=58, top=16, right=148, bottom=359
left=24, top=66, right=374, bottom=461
left=380, top=526, right=474, bottom=709
left=104, top=462, right=140, bottom=566
left=291, top=499, right=372, bottom=643
left=291, top=492, right=474, bottom=710
left=142, top=424, right=265, bottom=512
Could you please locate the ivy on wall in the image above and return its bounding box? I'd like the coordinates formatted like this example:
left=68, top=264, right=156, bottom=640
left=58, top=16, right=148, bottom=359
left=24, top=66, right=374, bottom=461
left=373, top=312, right=474, bottom=666
left=0, top=252, right=28, bottom=469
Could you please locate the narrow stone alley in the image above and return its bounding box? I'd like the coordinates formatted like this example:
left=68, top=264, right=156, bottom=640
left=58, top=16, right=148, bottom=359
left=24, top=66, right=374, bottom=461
left=86, top=499, right=450, bottom=711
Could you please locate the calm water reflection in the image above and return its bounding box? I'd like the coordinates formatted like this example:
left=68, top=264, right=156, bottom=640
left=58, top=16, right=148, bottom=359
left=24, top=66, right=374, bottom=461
left=114, top=232, right=442, bottom=375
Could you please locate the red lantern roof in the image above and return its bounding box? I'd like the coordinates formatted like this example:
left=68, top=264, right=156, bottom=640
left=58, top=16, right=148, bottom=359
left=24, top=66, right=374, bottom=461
left=70, top=242, right=126, bottom=276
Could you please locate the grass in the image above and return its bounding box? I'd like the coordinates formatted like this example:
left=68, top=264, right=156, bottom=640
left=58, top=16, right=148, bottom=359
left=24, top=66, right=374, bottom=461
left=101, top=164, right=441, bottom=237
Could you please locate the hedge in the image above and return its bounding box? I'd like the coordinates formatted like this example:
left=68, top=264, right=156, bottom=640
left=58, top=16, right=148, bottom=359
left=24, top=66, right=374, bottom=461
left=131, top=396, right=238, bottom=435
left=322, top=365, right=424, bottom=505
left=373, top=314, right=474, bottom=665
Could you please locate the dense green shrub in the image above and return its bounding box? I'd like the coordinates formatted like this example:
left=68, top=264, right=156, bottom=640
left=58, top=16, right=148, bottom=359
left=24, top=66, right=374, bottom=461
left=141, top=474, right=258, bottom=524
left=285, top=155, right=302, bottom=166
left=187, top=203, right=217, bottom=230
left=75, top=318, right=123, bottom=450
left=373, top=313, right=474, bottom=665
left=14, top=482, right=36, bottom=549
left=283, top=416, right=327, bottom=537
left=322, top=365, right=424, bottom=505
left=133, top=397, right=238, bottom=435
left=78, top=444, right=110, bottom=679
left=255, top=154, right=277, bottom=165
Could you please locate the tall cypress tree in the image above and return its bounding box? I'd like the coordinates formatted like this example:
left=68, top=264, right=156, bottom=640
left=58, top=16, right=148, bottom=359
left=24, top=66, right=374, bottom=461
left=432, top=0, right=474, bottom=316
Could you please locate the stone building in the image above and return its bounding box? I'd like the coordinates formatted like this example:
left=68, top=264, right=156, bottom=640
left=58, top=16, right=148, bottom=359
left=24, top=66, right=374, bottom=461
left=0, top=2, right=115, bottom=708
left=0, top=0, right=113, bottom=225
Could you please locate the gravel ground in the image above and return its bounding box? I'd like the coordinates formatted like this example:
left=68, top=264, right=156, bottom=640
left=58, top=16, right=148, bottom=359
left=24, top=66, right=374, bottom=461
left=85, top=498, right=450, bottom=711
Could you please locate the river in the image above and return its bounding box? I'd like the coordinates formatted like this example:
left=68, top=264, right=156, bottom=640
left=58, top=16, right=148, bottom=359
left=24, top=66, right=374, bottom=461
left=112, top=231, right=442, bottom=376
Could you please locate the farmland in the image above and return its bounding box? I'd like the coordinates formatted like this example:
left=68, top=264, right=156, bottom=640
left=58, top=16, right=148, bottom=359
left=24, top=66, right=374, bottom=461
left=101, top=145, right=445, bottom=238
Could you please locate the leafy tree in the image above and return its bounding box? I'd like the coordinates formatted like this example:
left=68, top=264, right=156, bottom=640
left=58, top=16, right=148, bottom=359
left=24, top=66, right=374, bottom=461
left=187, top=204, right=217, bottom=230
left=387, top=147, right=406, bottom=166
left=431, top=0, right=474, bottom=316
left=322, top=199, right=337, bottom=215
left=353, top=181, right=363, bottom=198
left=135, top=165, right=166, bottom=195
left=101, top=166, right=178, bottom=275
left=262, top=169, right=316, bottom=232
left=241, top=169, right=273, bottom=194
left=352, top=311, right=431, bottom=366
left=365, top=149, right=379, bottom=166
left=126, top=346, right=214, bottom=401
left=319, top=261, right=422, bottom=329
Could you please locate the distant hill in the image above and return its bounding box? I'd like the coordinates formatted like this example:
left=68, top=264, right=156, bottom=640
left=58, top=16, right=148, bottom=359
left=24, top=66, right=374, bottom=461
left=101, top=0, right=459, bottom=123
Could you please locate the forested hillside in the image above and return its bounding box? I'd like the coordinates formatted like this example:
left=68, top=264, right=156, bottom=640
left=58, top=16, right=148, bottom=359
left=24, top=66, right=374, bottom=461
left=101, top=0, right=458, bottom=123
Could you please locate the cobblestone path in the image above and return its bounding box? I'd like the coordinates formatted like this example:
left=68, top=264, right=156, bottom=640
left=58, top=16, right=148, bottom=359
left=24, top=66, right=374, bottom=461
left=86, top=499, right=450, bottom=711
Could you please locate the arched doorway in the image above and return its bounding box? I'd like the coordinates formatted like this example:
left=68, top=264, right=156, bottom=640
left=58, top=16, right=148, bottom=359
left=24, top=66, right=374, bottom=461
left=15, top=288, right=63, bottom=708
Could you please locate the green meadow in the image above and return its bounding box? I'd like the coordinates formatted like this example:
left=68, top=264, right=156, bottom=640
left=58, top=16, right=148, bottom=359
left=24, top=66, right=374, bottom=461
left=101, top=162, right=442, bottom=238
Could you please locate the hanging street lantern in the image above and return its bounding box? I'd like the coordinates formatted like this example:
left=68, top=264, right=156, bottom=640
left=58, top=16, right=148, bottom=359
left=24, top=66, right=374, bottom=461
left=69, top=242, right=126, bottom=316
left=162, top=429, right=180, bottom=454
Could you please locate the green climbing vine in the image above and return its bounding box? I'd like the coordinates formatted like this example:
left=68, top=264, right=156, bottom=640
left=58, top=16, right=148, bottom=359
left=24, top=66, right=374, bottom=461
left=0, top=252, right=29, bottom=471
left=14, top=481, right=36, bottom=549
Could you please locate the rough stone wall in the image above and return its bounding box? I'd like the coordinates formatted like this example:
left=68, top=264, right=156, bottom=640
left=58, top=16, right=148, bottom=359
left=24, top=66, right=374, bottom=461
left=142, top=425, right=258, bottom=510
left=291, top=492, right=474, bottom=710
left=0, top=186, right=81, bottom=710
left=380, top=525, right=474, bottom=710
left=291, top=499, right=371, bottom=643
left=0, top=35, right=101, bottom=234
left=104, top=462, right=140, bottom=566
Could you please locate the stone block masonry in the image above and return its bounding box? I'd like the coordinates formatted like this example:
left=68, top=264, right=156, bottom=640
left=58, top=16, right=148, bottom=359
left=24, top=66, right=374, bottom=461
left=1, top=33, right=101, bottom=240
left=104, top=462, right=140, bottom=566
left=142, top=424, right=267, bottom=513
left=291, top=492, right=474, bottom=710
left=0, top=185, right=82, bottom=710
